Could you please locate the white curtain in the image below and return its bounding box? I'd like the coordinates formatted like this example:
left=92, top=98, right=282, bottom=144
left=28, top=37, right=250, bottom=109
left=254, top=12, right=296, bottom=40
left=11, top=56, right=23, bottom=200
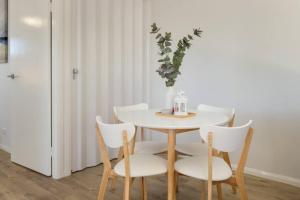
left=70, top=0, right=151, bottom=172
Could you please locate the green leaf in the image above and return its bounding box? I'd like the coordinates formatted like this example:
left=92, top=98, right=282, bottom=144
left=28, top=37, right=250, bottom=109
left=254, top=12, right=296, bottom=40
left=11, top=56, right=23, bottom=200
left=166, top=72, right=178, bottom=80
left=158, top=56, right=170, bottom=62
left=151, top=23, right=157, bottom=29
left=165, top=32, right=172, bottom=40
left=164, top=47, right=172, bottom=53
left=177, top=40, right=183, bottom=48
left=193, top=28, right=202, bottom=37
left=158, top=37, right=165, bottom=44
left=151, top=23, right=161, bottom=34
left=158, top=43, right=164, bottom=50
left=166, top=79, right=175, bottom=87
left=165, top=41, right=172, bottom=46
left=164, top=56, right=171, bottom=61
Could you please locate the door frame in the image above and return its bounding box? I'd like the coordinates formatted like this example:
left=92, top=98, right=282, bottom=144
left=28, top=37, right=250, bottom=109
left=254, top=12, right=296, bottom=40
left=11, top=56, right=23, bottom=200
left=51, top=0, right=72, bottom=179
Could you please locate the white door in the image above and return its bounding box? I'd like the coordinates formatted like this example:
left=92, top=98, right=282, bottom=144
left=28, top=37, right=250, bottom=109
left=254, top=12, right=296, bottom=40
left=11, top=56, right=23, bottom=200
left=8, top=0, right=52, bottom=176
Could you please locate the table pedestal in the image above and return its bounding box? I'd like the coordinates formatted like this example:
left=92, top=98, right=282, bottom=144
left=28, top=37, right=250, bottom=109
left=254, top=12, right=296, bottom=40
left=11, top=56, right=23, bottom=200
left=167, top=130, right=176, bottom=200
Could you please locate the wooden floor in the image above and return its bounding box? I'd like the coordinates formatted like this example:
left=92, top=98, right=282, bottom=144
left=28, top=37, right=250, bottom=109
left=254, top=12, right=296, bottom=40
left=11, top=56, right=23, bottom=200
left=0, top=150, right=299, bottom=200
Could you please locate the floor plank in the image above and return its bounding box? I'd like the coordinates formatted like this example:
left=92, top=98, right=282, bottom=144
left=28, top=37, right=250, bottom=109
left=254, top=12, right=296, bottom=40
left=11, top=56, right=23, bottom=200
left=0, top=150, right=299, bottom=200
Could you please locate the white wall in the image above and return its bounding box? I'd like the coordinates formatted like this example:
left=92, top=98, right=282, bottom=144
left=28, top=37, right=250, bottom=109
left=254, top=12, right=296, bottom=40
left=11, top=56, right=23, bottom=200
left=0, top=64, right=10, bottom=152
left=149, top=0, right=300, bottom=183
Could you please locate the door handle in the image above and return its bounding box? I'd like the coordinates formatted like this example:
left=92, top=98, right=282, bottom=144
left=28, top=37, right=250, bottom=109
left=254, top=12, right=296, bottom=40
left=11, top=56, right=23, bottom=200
left=7, top=74, right=18, bottom=79
left=72, top=68, right=79, bottom=80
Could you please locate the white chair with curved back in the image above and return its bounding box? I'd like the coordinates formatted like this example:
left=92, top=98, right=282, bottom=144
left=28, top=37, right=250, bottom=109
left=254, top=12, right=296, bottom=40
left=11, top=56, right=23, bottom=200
left=176, top=104, right=235, bottom=156
left=96, top=116, right=167, bottom=200
left=175, top=104, right=237, bottom=193
left=113, top=103, right=167, bottom=155
left=175, top=121, right=253, bottom=200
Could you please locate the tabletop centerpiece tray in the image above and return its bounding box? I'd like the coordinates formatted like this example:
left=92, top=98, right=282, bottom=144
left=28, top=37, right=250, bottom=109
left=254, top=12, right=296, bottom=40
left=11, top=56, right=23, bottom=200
left=155, top=111, right=196, bottom=119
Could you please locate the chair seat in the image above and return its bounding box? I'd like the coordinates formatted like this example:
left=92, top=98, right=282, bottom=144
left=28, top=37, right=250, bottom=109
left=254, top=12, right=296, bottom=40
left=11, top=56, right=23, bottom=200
left=175, top=156, right=232, bottom=181
left=134, top=141, right=167, bottom=154
left=176, top=142, right=208, bottom=156
left=114, top=154, right=167, bottom=177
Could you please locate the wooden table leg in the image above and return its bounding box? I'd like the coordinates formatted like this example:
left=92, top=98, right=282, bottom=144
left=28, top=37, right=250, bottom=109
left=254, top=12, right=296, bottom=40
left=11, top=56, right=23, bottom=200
left=168, top=130, right=176, bottom=200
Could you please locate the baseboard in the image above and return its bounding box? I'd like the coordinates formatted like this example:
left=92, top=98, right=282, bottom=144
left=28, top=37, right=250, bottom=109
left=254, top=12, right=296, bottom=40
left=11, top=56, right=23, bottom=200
left=0, top=144, right=10, bottom=153
left=232, top=165, right=300, bottom=188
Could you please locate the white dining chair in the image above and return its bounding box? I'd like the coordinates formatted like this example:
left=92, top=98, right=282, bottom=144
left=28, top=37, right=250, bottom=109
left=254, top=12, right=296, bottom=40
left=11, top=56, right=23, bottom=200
left=113, top=103, right=167, bottom=155
left=175, top=121, right=253, bottom=200
left=176, top=104, right=235, bottom=156
left=96, top=116, right=167, bottom=200
left=175, top=104, right=237, bottom=193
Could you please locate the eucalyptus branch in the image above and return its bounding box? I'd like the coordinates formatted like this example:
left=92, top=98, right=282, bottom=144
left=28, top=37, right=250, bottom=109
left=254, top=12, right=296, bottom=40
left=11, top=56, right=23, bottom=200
left=151, top=23, right=202, bottom=87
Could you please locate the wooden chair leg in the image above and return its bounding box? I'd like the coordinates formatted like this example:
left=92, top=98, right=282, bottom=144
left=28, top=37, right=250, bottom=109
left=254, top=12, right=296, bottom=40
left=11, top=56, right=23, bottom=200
left=117, top=148, right=124, bottom=162
left=222, top=152, right=237, bottom=194
left=207, top=133, right=213, bottom=200
left=232, top=185, right=237, bottom=194
left=174, top=171, right=179, bottom=193
left=98, top=169, right=110, bottom=200
left=111, top=148, right=124, bottom=191
left=141, top=177, right=147, bottom=200
left=124, top=177, right=131, bottom=200
left=110, top=175, right=117, bottom=192
left=216, top=183, right=223, bottom=200
left=236, top=174, right=248, bottom=200
left=208, top=181, right=212, bottom=200
left=174, top=152, right=179, bottom=193
left=123, top=132, right=131, bottom=200
left=200, top=180, right=206, bottom=200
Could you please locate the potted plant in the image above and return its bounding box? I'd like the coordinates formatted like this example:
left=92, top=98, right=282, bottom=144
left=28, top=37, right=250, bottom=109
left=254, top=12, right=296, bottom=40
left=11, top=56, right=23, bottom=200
left=150, top=23, right=202, bottom=109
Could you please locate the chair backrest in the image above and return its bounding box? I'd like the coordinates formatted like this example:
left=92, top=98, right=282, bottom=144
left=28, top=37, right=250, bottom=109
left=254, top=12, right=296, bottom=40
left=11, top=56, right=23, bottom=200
left=197, top=104, right=235, bottom=122
left=96, top=116, right=135, bottom=148
left=200, top=121, right=253, bottom=153
left=113, top=103, right=149, bottom=116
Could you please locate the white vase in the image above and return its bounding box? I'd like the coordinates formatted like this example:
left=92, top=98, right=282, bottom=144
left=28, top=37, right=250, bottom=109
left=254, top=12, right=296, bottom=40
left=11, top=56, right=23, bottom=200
left=165, top=86, right=176, bottom=110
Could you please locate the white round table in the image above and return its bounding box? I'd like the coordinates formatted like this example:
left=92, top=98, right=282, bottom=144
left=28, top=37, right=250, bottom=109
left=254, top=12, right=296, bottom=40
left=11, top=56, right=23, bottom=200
left=117, top=109, right=229, bottom=130
left=117, top=109, right=230, bottom=200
